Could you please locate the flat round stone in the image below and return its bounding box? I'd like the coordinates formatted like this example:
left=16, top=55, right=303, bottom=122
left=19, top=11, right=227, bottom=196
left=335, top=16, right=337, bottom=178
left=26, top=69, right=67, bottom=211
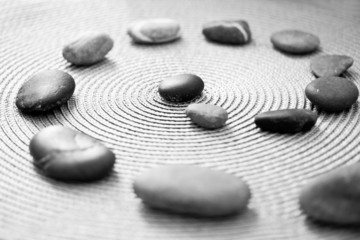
left=186, top=103, right=228, bottom=129
left=16, top=70, right=75, bottom=112
left=30, top=126, right=115, bottom=182
left=255, top=109, right=317, bottom=133
left=305, top=76, right=359, bottom=112
left=300, top=163, right=360, bottom=225
left=63, top=32, right=114, bottom=66
left=128, top=18, right=181, bottom=44
left=310, top=55, right=354, bottom=77
left=202, top=20, right=251, bottom=45
left=271, top=30, right=320, bottom=54
left=133, top=164, right=251, bottom=217
left=159, top=74, right=204, bottom=102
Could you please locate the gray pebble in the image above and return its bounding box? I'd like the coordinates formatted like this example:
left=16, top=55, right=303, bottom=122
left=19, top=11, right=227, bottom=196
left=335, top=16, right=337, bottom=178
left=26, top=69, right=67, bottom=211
left=186, top=103, right=228, bottom=129
left=63, top=32, right=114, bottom=66
left=305, top=76, right=359, bottom=112
left=310, top=54, right=354, bottom=77
left=299, top=163, right=360, bottom=225
left=128, top=18, right=181, bottom=44
left=16, top=70, right=75, bottom=112
left=30, top=126, right=115, bottom=182
left=133, top=164, right=251, bottom=217
left=271, top=30, right=320, bottom=54
left=202, top=20, right=251, bottom=45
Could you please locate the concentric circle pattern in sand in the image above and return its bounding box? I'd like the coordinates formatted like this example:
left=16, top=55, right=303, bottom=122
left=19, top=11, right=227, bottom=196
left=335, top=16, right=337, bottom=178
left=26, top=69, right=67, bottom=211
left=0, top=0, right=360, bottom=239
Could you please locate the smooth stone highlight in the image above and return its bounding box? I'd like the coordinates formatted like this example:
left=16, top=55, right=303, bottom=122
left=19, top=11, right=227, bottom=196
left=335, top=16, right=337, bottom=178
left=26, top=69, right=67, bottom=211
left=133, top=164, right=251, bottom=217
left=63, top=32, right=114, bottom=66
left=30, top=126, right=115, bottom=182
left=305, top=76, right=359, bottom=112
left=159, top=74, right=204, bottom=102
left=255, top=109, right=317, bottom=133
left=310, top=55, right=354, bottom=77
left=128, top=18, right=181, bottom=44
left=202, top=20, right=251, bottom=45
left=16, top=70, right=75, bottom=112
left=186, top=103, right=228, bottom=129
left=271, top=30, right=320, bottom=54
left=299, top=163, right=360, bottom=225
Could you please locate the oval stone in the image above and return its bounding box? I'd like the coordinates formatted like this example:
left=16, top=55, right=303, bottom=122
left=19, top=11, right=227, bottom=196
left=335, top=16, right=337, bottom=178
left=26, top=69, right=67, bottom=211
left=271, top=30, right=320, bottom=54
left=202, top=20, right=251, bottom=45
left=299, top=163, right=360, bottom=225
left=30, top=126, right=115, bottom=182
left=63, top=32, right=114, bottom=66
left=305, top=76, right=359, bottom=112
left=186, top=103, right=228, bottom=129
left=255, top=109, right=317, bottom=133
left=133, top=164, right=251, bottom=217
left=127, top=18, right=181, bottom=44
left=16, top=70, right=75, bottom=112
left=310, top=54, right=354, bottom=77
left=159, top=74, right=204, bottom=102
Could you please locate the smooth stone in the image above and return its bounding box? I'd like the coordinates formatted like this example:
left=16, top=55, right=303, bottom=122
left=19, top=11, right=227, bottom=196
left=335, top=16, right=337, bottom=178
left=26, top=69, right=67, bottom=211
left=30, top=126, right=115, bottom=182
left=133, top=164, right=251, bottom=217
left=16, top=70, right=75, bottom=112
left=63, top=32, right=114, bottom=66
left=255, top=109, right=317, bottom=133
left=305, top=76, right=359, bottom=112
left=310, top=55, right=354, bottom=77
left=271, top=30, right=320, bottom=54
left=202, top=20, right=251, bottom=45
left=299, top=163, right=360, bottom=225
left=159, top=74, right=204, bottom=102
left=127, top=18, right=181, bottom=44
left=186, top=103, right=228, bottom=129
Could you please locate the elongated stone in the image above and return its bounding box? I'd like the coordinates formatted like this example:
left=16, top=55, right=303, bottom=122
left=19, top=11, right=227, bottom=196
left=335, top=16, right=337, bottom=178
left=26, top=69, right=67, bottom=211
left=128, top=18, right=181, bottom=44
left=271, top=30, right=320, bottom=54
left=133, top=164, right=251, bottom=217
left=310, top=55, right=354, bottom=77
left=202, top=20, right=251, bottom=45
left=299, top=163, right=360, bottom=225
left=255, top=109, right=317, bottom=133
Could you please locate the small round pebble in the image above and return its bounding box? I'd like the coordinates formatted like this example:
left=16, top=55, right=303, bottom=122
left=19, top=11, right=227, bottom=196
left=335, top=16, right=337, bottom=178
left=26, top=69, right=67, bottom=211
left=310, top=54, right=354, bottom=77
left=255, top=109, right=317, bottom=133
left=299, top=163, right=360, bottom=225
left=30, top=126, right=115, bottom=182
left=159, top=74, right=204, bottom=102
left=16, top=70, right=75, bottom=112
left=127, top=18, right=181, bottom=44
left=202, top=20, right=251, bottom=45
left=305, top=76, right=359, bottom=112
left=63, top=32, right=114, bottom=66
left=133, top=164, right=251, bottom=217
left=186, top=103, right=228, bottom=129
left=271, top=30, right=320, bottom=54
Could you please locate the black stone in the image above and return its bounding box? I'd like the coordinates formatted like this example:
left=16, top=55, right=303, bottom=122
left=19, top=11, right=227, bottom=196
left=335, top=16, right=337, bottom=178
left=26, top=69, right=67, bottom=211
left=202, top=20, right=251, bottom=45
left=159, top=74, right=204, bottom=102
left=270, top=30, right=320, bottom=54
left=16, top=69, right=75, bottom=112
left=310, top=55, right=354, bottom=77
left=255, top=109, right=317, bottom=133
left=305, top=76, right=359, bottom=112
left=30, top=126, right=115, bottom=182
